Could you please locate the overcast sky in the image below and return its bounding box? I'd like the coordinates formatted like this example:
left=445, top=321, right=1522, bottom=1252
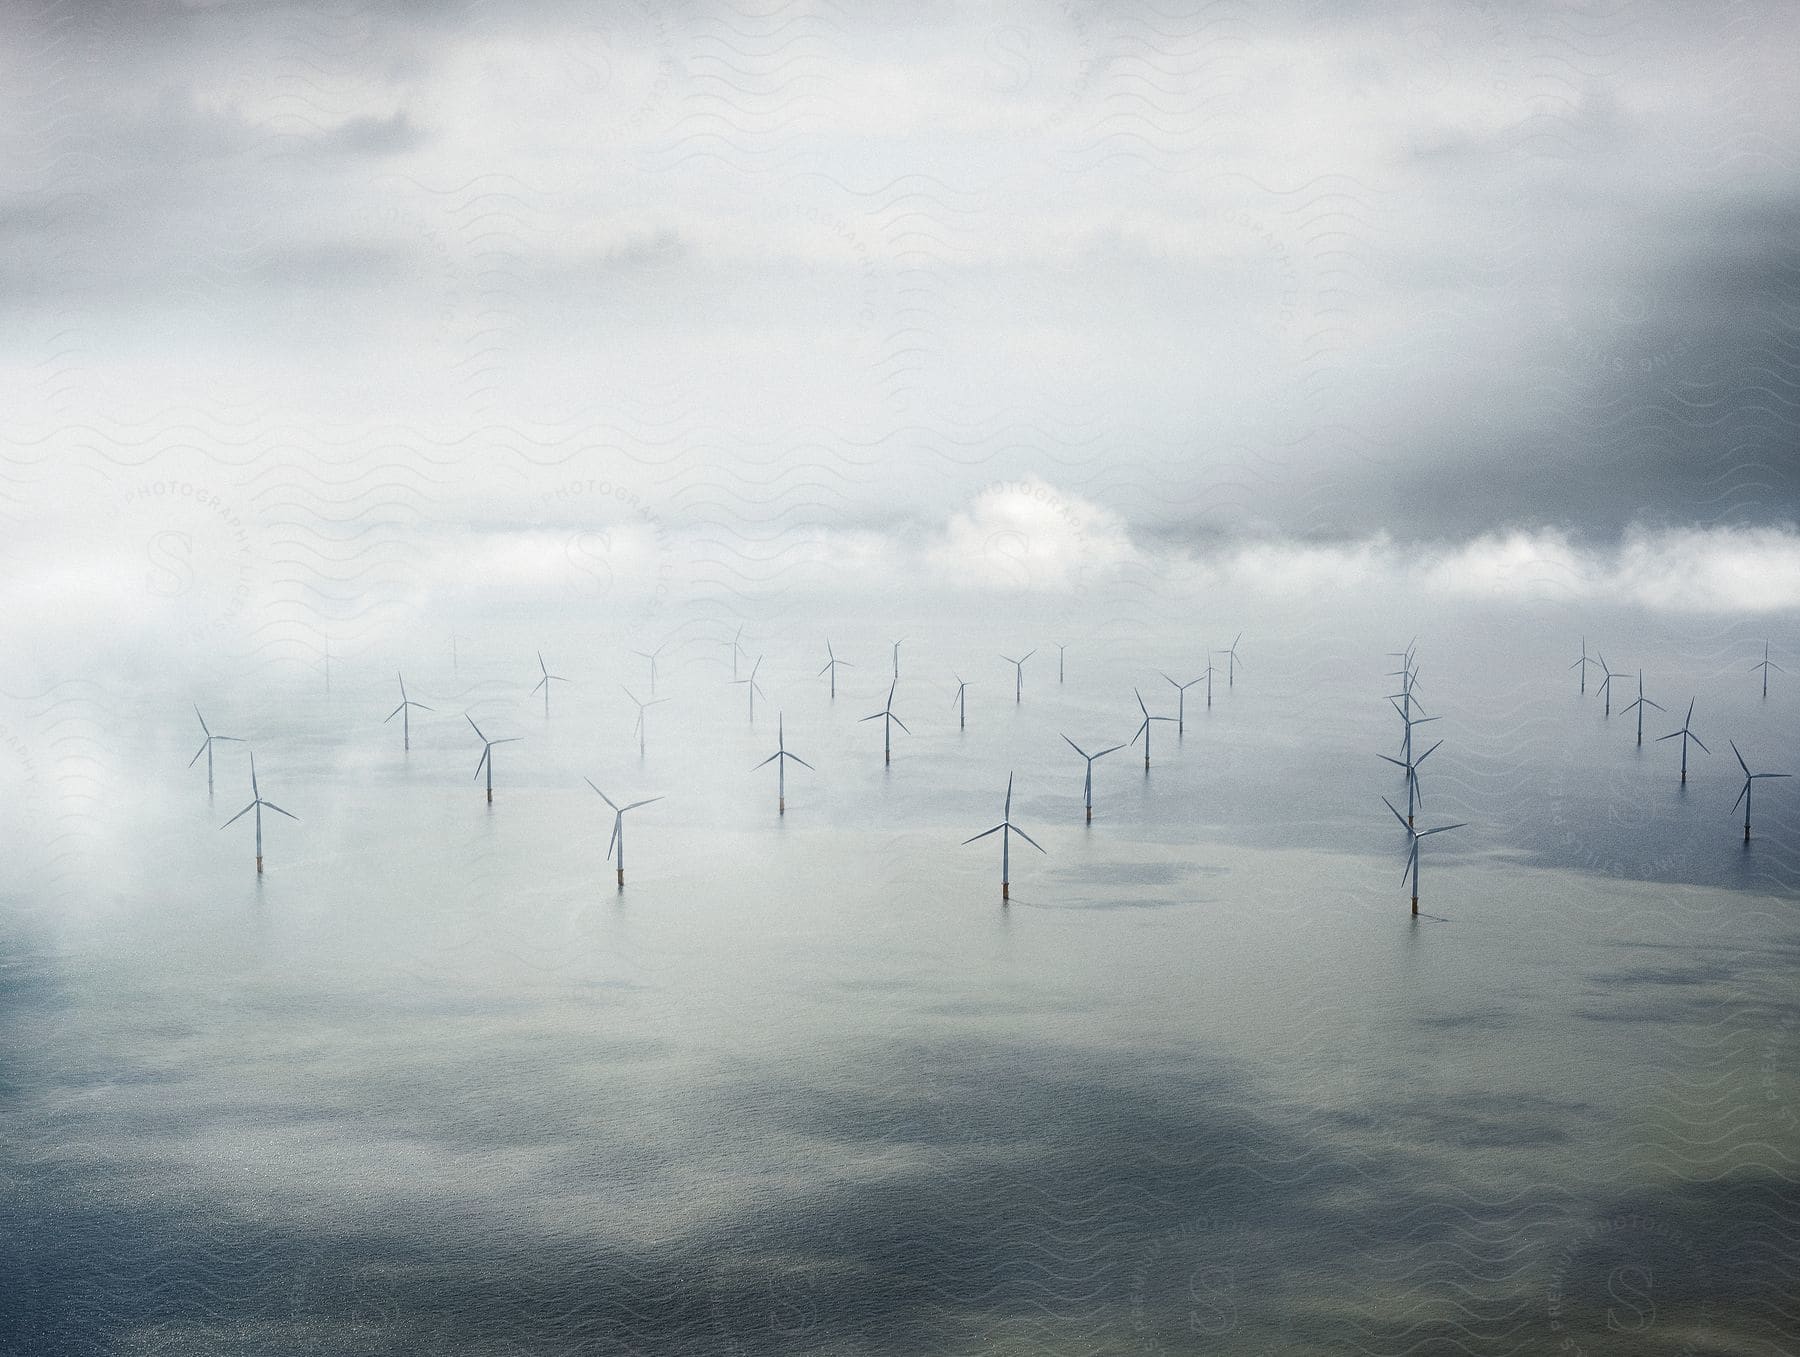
left=2, top=0, right=1798, bottom=664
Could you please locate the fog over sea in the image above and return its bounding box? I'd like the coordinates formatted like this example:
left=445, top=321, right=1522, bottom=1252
left=5, top=0, right=1800, bottom=1350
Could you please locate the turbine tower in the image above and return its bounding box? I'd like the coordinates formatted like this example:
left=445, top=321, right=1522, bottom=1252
left=586, top=780, right=662, bottom=888
left=1130, top=688, right=1176, bottom=771
left=221, top=751, right=296, bottom=875
left=1751, top=641, right=1783, bottom=699
left=188, top=705, right=243, bottom=796
left=1618, top=670, right=1664, bottom=747
left=622, top=687, right=667, bottom=758
left=1062, top=735, right=1125, bottom=823
left=1383, top=796, right=1465, bottom=916
left=963, top=772, right=1045, bottom=902
left=754, top=712, right=814, bottom=814
left=1159, top=671, right=1203, bottom=734
left=1730, top=742, right=1790, bottom=843
left=1001, top=650, right=1035, bottom=704
left=467, top=714, right=520, bottom=803
left=1216, top=634, right=1244, bottom=687
left=383, top=672, right=433, bottom=751
left=1655, top=699, right=1709, bottom=785
left=861, top=679, right=909, bottom=765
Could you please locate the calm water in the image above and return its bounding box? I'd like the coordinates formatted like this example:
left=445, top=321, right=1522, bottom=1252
left=4, top=594, right=1797, bottom=1354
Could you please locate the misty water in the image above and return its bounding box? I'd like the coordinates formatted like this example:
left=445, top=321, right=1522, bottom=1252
left=4, top=592, right=1797, bottom=1355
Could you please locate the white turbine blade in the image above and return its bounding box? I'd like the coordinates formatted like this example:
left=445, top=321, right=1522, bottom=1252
left=1131, top=719, right=1147, bottom=745
left=1376, top=753, right=1407, bottom=769
left=194, top=705, right=210, bottom=736
left=262, top=801, right=297, bottom=821
left=1654, top=730, right=1681, bottom=742
left=221, top=802, right=257, bottom=828
left=962, top=824, right=1004, bottom=845
left=1402, top=841, right=1419, bottom=883
left=492, top=737, right=521, bottom=746
left=585, top=779, right=619, bottom=811
left=1012, top=824, right=1046, bottom=853
left=1021, top=649, right=1035, bottom=661
left=1732, top=741, right=1750, bottom=777
left=532, top=676, right=547, bottom=693
left=473, top=748, right=489, bottom=780
left=859, top=711, right=884, bottom=723
left=1416, top=740, right=1443, bottom=765
left=1062, top=734, right=1088, bottom=758
left=189, top=741, right=209, bottom=767
left=1096, top=744, right=1125, bottom=758
left=1689, top=733, right=1710, bottom=754
left=1757, top=772, right=1793, bottom=780
left=1134, top=688, right=1149, bottom=717
left=1381, top=796, right=1409, bottom=830
left=607, top=820, right=619, bottom=860
left=889, top=715, right=910, bottom=734
left=624, top=797, right=663, bottom=811
left=789, top=754, right=815, bottom=770
left=412, top=702, right=435, bottom=713
left=1732, top=782, right=1749, bottom=813
left=466, top=714, right=486, bottom=741
left=754, top=751, right=781, bottom=769
left=385, top=704, right=404, bottom=722
left=1419, top=822, right=1465, bottom=836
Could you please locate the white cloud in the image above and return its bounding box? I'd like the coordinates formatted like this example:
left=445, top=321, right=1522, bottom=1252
left=925, top=477, right=1139, bottom=591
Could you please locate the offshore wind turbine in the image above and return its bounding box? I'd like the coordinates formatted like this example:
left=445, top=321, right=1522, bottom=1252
left=1216, top=633, right=1244, bottom=687
left=1596, top=656, right=1618, bottom=717
left=1159, top=671, right=1203, bottom=734
left=466, top=714, right=520, bottom=803
left=188, top=705, right=242, bottom=796
left=383, top=672, right=433, bottom=751
left=1062, top=735, right=1125, bottom=823
left=586, top=780, right=662, bottom=888
left=818, top=640, right=852, bottom=699
left=221, top=751, right=296, bottom=875
left=963, top=772, right=1044, bottom=902
left=1130, top=688, right=1177, bottom=771
left=951, top=674, right=970, bottom=730
left=731, top=655, right=765, bottom=722
left=1569, top=637, right=1598, bottom=695
left=632, top=641, right=668, bottom=696
left=1383, top=796, right=1464, bottom=916
left=1730, top=742, right=1790, bottom=843
left=754, top=712, right=814, bottom=814
left=861, top=678, right=909, bottom=765
left=622, top=687, right=667, bottom=758
left=723, top=625, right=748, bottom=679
left=1379, top=737, right=1441, bottom=828
left=1618, top=670, right=1665, bottom=747
left=1001, top=649, right=1035, bottom=703
left=1656, top=699, right=1709, bottom=785
left=531, top=650, right=569, bottom=718
left=1751, top=641, right=1782, bottom=699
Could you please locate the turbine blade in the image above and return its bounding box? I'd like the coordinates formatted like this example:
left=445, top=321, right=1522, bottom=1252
left=1732, top=782, right=1749, bottom=812
left=1382, top=796, right=1409, bottom=830
left=189, top=741, right=208, bottom=767
left=1062, top=734, right=1087, bottom=757
left=1402, top=841, right=1419, bottom=883
left=1689, top=734, right=1710, bottom=754
left=1013, top=825, right=1046, bottom=853
left=1376, top=754, right=1407, bottom=769
left=1416, top=740, right=1443, bottom=765
left=473, top=748, right=489, bottom=779
left=1096, top=744, right=1125, bottom=758
left=263, top=801, right=297, bottom=820
left=1420, top=823, right=1465, bottom=836
left=221, top=802, right=256, bottom=827
left=962, top=824, right=1003, bottom=845
left=754, top=752, right=781, bottom=769
left=624, top=797, right=663, bottom=811
left=890, top=716, right=910, bottom=734
left=385, top=704, right=403, bottom=722
left=790, top=755, right=815, bottom=770
left=584, top=779, right=618, bottom=811
left=466, top=714, right=485, bottom=741
left=1733, top=741, right=1750, bottom=777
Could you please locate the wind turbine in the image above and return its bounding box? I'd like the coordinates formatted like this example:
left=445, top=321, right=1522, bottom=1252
left=1203, top=662, right=1220, bottom=709
left=1391, top=700, right=1441, bottom=765
left=1656, top=698, right=1708, bottom=785
left=1130, top=688, right=1176, bottom=771
left=586, top=780, right=662, bottom=888
left=221, top=751, right=296, bottom=875
left=1596, top=656, right=1618, bottom=718
left=1378, top=738, right=1441, bottom=828
left=1731, top=742, right=1790, bottom=843
left=951, top=674, right=970, bottom=730
left=861, top=679, right=909, bottom=765
left=1216, top=633, right=1244, bottom=687
left=1618, top=670, right=1664, bottom=747
left=1751, top=641, right=1782, bottom=699
left=383, top=672, right=433, bottom=751
left=818, top=640, right=852, bottom=699
left=754, top=712, right=814, bottom=814
left=622, top=687, right=667, bottom=758
left=1383, top=796, right=1464, bottom=916
left=723, top=625, right=748, bottom=679
left=467, top=714, right=520, bottom=803
left=963, top=772, right=1044, bottom=902
left=1569, top=637, right=1598, bottom=695
left=1159, top=671, right=1203, bottom=734
left=731, top=655, right=765, bottom=722
left=532, top=650, right=569, bottom=718
left=632, top=641, right=668, bottom=696
left=188, top=705, right=242, bottom=796
left=1062, top=734, right=1125, bottom=823
left=1001, top=649, right=1035, bottom=703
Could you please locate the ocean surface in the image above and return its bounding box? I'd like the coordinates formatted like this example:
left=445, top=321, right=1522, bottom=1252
left=4, top=594, right=1797, bottom=1354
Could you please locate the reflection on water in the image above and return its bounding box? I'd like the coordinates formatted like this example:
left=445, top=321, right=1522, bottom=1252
left=3, top=597, right=1797, bottom=1352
